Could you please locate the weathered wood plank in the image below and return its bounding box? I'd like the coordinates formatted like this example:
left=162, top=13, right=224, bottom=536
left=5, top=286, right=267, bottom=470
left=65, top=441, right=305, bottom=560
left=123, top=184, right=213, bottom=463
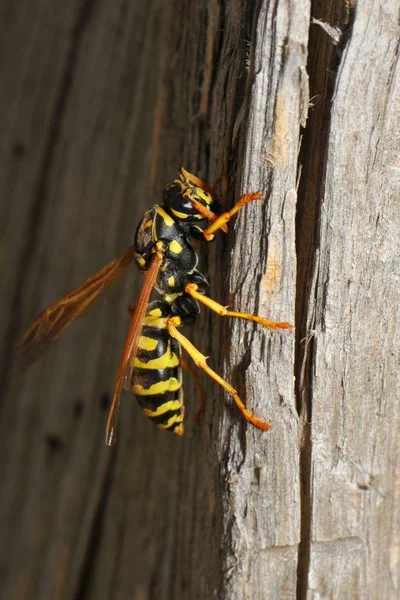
left=302, top=1, right=400, bottom=598
left=1, top=0, right=399, bottom=598
left=207, top=0, right=309, bottom=597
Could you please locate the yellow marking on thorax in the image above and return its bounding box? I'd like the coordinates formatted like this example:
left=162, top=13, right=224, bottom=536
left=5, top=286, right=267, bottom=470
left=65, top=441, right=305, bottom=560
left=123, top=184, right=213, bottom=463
left=138, top=336, right=158, bottom=351
left=164, top=292, right=182, bottom=303
left=156, top=206, right=175, bottom=226
left=133, top=377, right=181, bottom=395
left=136, top=256, right=146, bottom=268
left=142, top=316, right=169, bottom=329
left=144, top=219, right=153, bottom=229
left=142, top=397, right=183, bottom=417
left=168, top=275, right=175, bottom=287
left=169, top=240, right=183, bottom=254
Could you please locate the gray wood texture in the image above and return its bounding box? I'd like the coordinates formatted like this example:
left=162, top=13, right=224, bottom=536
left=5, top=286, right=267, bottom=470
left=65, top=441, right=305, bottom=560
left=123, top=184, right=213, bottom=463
left=0, top=1, right=398, bottom=599
left=303, top=2, right=400, bottom=598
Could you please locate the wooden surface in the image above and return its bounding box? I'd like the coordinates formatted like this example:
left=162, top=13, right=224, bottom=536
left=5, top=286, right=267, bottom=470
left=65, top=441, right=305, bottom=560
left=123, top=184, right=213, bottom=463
left=0, top=1, right=399, bottom=599
left=303, top=1, right=400, bottom=597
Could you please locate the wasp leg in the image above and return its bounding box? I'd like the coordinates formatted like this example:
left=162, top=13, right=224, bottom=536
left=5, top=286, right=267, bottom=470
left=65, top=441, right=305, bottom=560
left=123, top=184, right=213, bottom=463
left=181, top=357, right=206, bottom=424
left=167, top=317, right=271, bottom=431
left=202, top=191, right=262, bottom=241
left=185, top=283, right=292, bottom=330
left=183, top=190, right=225, bottom=225
left=180, top=167, right=230, bottom=232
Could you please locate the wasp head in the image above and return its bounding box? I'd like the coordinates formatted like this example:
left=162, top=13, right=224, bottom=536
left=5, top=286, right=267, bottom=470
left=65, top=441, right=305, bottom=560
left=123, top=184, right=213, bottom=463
left=162, top=167, right=220, bottom=222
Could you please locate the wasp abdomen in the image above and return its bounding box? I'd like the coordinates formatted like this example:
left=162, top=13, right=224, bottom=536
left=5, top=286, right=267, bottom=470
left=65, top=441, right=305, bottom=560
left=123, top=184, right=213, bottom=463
left=132, top=305, right=184, bottom=434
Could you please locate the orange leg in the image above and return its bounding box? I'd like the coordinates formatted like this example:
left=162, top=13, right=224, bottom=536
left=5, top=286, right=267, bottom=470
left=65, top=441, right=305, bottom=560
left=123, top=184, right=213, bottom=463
left=202, top=192, right=263, bottom=241
left=182, top=189, right=228, bottom=232
left=167, top=317, right=271, bottom=431
left=185, top=283, right=292, bottom=330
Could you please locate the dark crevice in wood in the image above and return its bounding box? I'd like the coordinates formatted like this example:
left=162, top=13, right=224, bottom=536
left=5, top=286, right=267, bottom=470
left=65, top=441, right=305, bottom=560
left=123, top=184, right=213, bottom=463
left=74, top=447, right=117, bottom=600
left=294, top=2, right=355, bottom=598
left=0, top=0, right=96, bottom=409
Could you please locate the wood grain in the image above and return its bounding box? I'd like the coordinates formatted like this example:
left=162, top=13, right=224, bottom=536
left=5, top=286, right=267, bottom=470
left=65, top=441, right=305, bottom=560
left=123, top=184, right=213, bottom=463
left=304, top=1, right=400, bottom=597
left=0, top=0, right=398, bottom=599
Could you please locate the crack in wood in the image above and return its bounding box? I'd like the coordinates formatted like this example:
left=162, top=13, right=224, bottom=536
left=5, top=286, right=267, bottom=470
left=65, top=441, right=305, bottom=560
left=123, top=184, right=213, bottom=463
left=294, top=2, right=356, bottom=598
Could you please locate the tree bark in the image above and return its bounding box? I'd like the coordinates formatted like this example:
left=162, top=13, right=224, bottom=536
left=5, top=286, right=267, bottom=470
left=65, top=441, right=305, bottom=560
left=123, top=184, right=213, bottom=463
left=0, top=1, right=398, bottom=599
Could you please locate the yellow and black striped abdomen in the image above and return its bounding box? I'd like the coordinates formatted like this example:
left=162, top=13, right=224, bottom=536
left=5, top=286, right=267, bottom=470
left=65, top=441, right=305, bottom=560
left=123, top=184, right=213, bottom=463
left=132, top=314, right=184, bottom=435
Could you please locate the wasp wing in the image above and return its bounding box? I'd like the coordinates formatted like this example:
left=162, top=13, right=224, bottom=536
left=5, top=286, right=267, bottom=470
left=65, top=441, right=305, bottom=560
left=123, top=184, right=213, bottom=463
left=105, top=252, right=163, bottom=446
left=16, top=245, right=136, bottom=368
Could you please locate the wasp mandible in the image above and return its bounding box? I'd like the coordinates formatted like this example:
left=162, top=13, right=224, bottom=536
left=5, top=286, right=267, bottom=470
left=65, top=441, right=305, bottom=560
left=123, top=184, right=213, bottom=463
left=17, top=168, right=290, bottom=445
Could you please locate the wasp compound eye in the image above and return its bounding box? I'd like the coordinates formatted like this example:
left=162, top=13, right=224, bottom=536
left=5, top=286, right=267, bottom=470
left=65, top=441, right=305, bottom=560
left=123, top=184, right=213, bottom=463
left=163, top=181, right=206, bottom=221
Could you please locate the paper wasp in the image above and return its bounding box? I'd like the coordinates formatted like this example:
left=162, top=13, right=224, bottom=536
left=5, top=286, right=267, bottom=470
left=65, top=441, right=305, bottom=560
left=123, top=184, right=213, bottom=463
left=17, top=168, right=290, bottom=445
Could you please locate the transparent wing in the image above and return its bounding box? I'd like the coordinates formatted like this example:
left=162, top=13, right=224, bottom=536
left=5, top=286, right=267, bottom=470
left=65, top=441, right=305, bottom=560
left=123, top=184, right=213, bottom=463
left=16, top=245, right=136, bottom=368
left=105, top=252, right=163, bottom=446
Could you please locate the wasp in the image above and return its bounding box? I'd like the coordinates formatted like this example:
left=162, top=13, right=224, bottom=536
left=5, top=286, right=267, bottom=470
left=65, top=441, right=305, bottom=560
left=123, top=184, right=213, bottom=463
left=17, top=168, right=290, bottom=445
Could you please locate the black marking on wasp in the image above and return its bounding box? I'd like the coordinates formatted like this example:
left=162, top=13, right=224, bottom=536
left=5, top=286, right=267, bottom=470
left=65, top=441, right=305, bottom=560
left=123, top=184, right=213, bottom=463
left=16, top=167, right=291, bottom=445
